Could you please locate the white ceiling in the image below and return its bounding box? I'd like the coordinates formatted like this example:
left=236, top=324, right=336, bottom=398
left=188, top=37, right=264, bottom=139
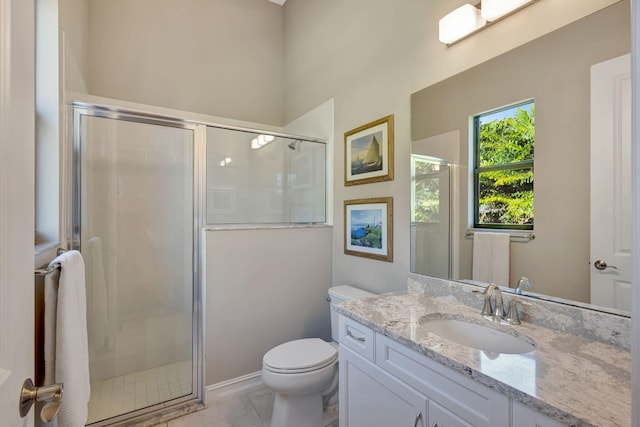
left=268, top=0, right=287, bottom=5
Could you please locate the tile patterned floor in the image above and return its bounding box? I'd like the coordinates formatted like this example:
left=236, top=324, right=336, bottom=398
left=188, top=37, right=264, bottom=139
left=153, top=386, right=276, bottom=427
left=88, top=360, right=192, bottom=424
left=153, top=386, right=340, bottom=427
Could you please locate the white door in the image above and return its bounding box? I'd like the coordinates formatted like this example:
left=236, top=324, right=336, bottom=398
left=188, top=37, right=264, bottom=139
left=0, top=0, right=36, bottom=425
left=590, top=54, right=632, bottom=311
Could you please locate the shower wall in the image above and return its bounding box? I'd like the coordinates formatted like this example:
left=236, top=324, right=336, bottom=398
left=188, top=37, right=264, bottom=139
left=206, top=127, right=326, bottom=224
left=205, top=226, right=332, bottom=385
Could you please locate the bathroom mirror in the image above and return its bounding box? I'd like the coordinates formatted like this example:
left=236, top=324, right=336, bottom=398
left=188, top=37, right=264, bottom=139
left=410, top=1, right=631, bottom=316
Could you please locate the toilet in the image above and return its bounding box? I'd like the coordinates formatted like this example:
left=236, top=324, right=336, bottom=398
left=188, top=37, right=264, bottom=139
left=261, top=285, right=375, bottom=427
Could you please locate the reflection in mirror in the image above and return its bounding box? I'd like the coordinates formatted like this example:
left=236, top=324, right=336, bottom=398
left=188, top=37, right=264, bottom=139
left=410, top=0, right=631, bottom=316
left=411, top=155, right=451, bottom=278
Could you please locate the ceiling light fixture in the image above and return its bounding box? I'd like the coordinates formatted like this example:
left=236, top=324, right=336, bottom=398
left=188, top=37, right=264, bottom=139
left=439, top=0, right=539, bottom=46
left=251, top=134, right=276, bottom=150
left=438, top=4, right=486, bottom=45
left=481, top=0, right=535, bottom=21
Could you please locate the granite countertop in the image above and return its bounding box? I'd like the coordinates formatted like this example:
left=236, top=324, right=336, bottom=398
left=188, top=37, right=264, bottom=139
left=335, top=291, right=631, bottom=427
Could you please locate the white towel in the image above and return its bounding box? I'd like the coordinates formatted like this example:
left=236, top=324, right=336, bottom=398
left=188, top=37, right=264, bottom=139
left=472, top=232, right=510, bottom=287
left=43, top=250, right=91, bottom=427
left=44, top=270, right=59, bottom=386
left=87, top=237, right=109, bottom=350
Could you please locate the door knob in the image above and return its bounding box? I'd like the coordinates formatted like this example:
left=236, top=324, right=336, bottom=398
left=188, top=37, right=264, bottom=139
left=19, top=378, right=64, bottom=422
left=594, top=260, right=618, bottom=270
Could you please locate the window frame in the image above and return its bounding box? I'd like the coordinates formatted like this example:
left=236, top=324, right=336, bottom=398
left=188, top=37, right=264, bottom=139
left=472, top=100, right=534, bottom=230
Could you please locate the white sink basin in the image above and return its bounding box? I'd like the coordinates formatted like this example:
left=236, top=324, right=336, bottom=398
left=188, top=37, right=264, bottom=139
left=419, top=316, right=536, bottom=354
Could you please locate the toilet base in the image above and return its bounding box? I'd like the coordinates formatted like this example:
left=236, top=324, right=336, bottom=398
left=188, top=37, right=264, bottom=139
left=271, top=392, right=324, bottom=427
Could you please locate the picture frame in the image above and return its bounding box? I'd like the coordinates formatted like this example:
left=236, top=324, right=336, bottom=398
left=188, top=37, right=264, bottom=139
left=344, top=115, right=394, bottom=186
left=344, top=197, right=393, bottom=262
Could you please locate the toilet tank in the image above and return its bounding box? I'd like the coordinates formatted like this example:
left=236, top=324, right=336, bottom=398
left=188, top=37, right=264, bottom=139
left=328, top=285, right=376, bottom=342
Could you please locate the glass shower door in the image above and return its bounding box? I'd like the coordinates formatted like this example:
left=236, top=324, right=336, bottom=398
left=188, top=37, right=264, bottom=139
left=74, top=111, right=199, bottom=425
left=410, top=155, right=452, bottom=278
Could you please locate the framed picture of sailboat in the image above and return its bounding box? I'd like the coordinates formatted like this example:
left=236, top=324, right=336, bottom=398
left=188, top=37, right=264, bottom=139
left=344, top=115, right=394, bottom=186
left=344, top=197, right=393, bottom=262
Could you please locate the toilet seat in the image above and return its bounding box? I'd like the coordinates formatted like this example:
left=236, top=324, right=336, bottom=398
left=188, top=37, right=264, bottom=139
left=263, top=338, right=338, bottom=374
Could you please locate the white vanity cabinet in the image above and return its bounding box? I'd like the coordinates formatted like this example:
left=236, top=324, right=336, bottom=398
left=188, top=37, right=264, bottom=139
left=512, top=401, right=566, bottom=427
left=338, top=315, right=509, bottom=427
left=340, top=346, right=428, bottom=427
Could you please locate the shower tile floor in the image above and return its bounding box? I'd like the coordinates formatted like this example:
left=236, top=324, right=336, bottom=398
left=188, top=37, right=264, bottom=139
left=88, top=360, right=192, bottom=424
left=153, top=386, right=276, bottom=427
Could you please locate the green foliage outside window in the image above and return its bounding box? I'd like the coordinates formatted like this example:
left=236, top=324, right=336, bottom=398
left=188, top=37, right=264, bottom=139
left=475, top=103, right=534, bottom=228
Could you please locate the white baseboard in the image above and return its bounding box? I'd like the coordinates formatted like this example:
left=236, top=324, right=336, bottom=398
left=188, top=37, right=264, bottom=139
left=205, top=371, right=264, bottom=406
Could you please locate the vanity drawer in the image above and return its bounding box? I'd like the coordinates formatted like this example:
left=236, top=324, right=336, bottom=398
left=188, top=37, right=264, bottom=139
left=338, top=315, right=375, bottom=362
left=375, top=334, right=509, bottom=427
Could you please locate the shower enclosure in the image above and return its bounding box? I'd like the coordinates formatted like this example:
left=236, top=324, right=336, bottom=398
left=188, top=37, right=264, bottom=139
left=410, top=155, right=452, bottom=278
left=69, top=101, right=326, bottom=425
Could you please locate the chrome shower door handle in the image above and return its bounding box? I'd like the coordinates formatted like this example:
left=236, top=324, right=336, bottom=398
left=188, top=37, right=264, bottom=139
left=19, top=378, right=64, bottom=422
left=594, top=260, right=618, bottom=270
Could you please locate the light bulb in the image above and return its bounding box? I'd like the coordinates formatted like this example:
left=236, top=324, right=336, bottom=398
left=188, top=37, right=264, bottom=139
left=439, top=4, right=486, bottom=44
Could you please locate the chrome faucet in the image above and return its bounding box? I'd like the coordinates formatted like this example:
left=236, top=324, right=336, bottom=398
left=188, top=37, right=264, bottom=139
left=505, top=299, right=532, bottom=325
left=493, top=286, right=504, bottom=319
left=479, top=283, right=505, bottom=320
left=479, top=284, right=495, bottom=316
left=514, top=276, right=532, bottom=294
left=476, top=283, right=533, bottom=324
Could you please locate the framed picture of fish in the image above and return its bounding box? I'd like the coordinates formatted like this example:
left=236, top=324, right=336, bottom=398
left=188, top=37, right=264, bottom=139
left=344, top=114, right=394, bottom=186
left=344, top=197, right=393, bottom=262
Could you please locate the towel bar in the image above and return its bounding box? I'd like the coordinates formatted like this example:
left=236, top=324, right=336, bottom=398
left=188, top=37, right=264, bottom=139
left=34, top=248, right=68, bottom=276
left=465, top=230, right=535, bottom=241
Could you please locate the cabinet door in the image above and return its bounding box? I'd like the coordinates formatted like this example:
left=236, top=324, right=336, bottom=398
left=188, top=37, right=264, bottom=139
left=429, top=400, right=473, bottom=427
left=376, top=334, right=510, bottom=427
left=340, top=346, right=428, bottom=427
left=512, top=401, right=566, bottom=427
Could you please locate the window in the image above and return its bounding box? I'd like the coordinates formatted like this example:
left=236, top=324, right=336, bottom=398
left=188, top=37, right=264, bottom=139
left=473, top=101, right=534, bottom=229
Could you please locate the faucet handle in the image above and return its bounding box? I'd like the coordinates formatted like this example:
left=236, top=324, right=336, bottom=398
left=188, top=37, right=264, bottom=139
left=506, top=299, right=532, bottom=325
left=481, top=296, right=493, bottom=317
left=472, top=289, right=493, bottom=316
left=492, top=287, right=505, bottom=320
left=473, top=284, right=496, bottom=317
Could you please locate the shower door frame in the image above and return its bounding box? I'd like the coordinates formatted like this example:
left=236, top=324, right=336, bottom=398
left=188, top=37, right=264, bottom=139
left=67, top=102, right=206, bottom=426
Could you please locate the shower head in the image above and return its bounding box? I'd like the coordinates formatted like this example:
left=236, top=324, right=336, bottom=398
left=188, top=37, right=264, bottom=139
left=287, top=140, right=301, bottom=150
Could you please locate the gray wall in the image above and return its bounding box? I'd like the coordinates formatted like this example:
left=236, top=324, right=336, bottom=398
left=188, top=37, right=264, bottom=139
left=411, top=2, right=630, bottom=302
left=205, top=227, right=332, bottom=384
left=282, top=0, right=620, bottom=296
left=60, top=0, right=89, bottom=89
left=87, top=0, right=284, bottom=125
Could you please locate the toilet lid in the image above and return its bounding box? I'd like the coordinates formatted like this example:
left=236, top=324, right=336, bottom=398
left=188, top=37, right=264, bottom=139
left=263, top=338, right=338, bottom=373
